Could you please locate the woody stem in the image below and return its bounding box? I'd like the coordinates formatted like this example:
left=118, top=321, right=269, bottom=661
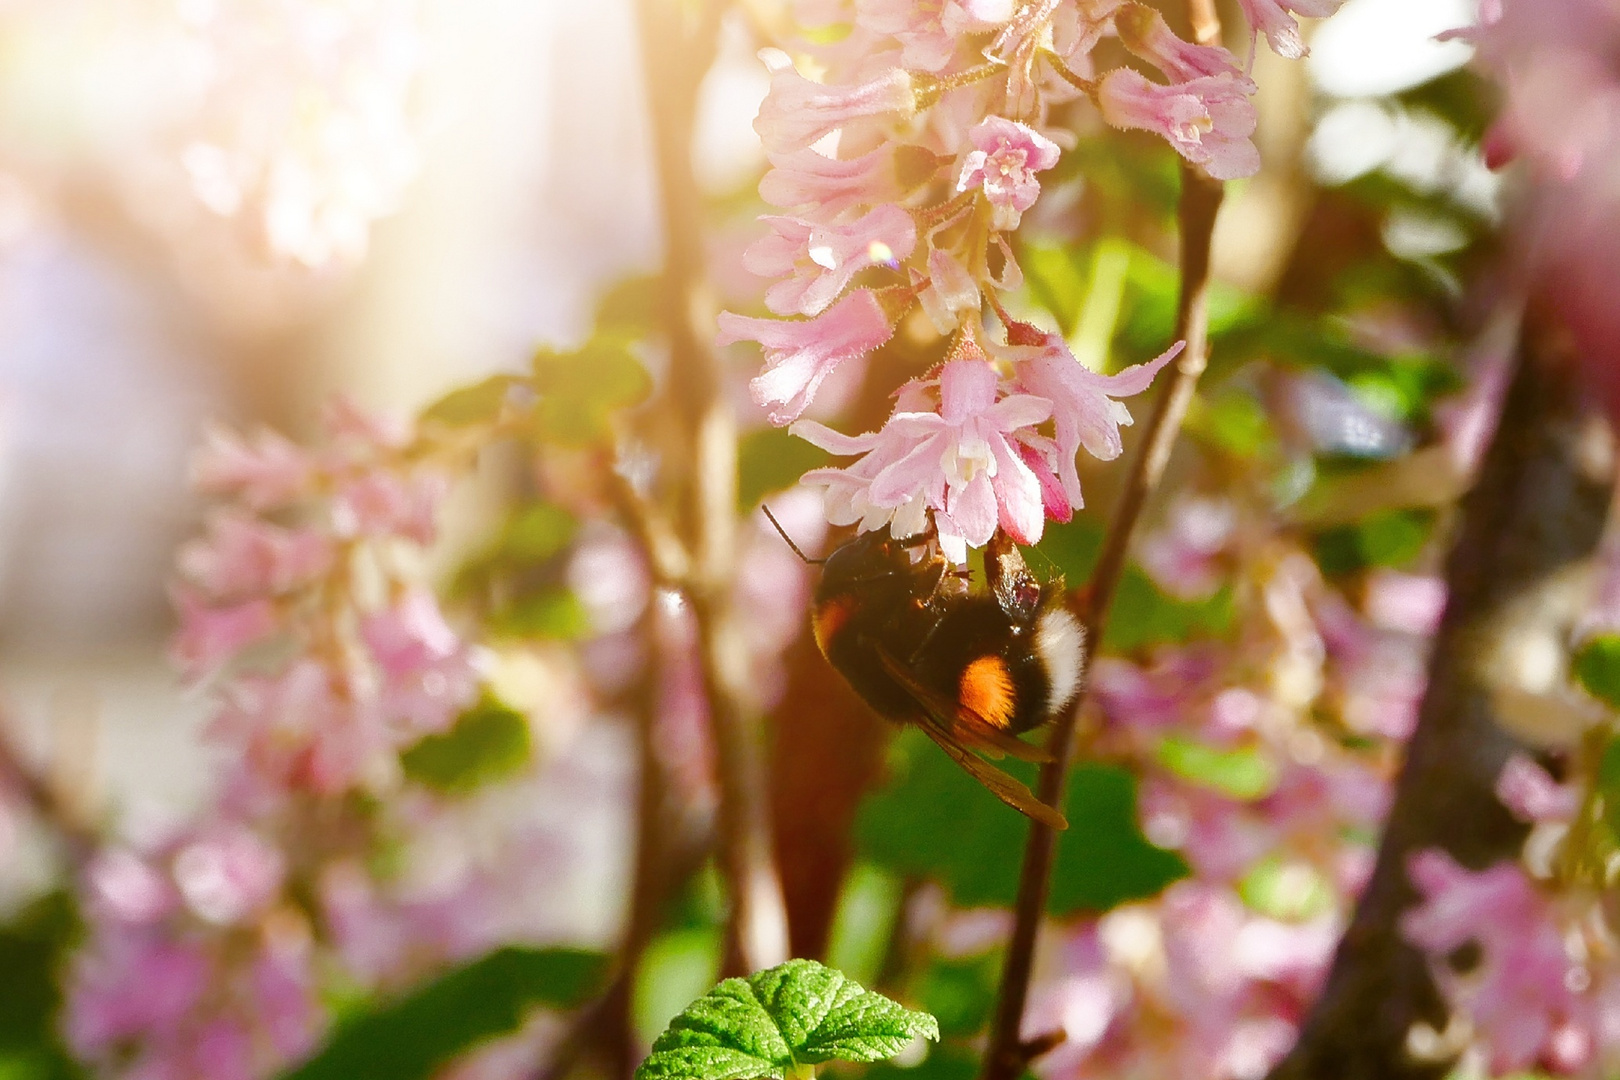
left=977, top=160, right=1225, bottom=1080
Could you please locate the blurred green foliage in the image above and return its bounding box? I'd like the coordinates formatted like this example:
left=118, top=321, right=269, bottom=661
left=1313, top=508, right=1437, bottom=575
left=453, top=503, right=590, bottom=641
left=1575, top=636, right=1620, bottom=711
left=401, top=695, right=533, bottom=794
left=1037, top=519, right=1233, bottom=652
left=740, top=428, right=831, bottom=511
left=278, top=947, right=606, bottom=1080
left=856, top=730, right=1186, bottom=914
left=1156, top=736, right=1277, bottom=801
left=0, top=893, right=84, bottom=1080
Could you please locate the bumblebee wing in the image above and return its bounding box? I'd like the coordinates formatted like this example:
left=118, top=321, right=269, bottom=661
left=875, top=647, right=1053, bottom=763
left=911, top=719, right=1068, bottom=830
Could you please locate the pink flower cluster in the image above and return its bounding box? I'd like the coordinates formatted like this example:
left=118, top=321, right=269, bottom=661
left=1402, top=754, right=1620, bottom=1076
left=722, top=0, right=1340, bottom=556
left=1026, top=881, right=1339, bottom=1080
left=67, top=404, right=504, bottom=1080
left=1018, top=506, right=1406, bottom=1079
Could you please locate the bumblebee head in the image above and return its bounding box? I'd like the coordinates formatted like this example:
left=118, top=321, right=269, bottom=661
left=816, top=527, right=947, bottom=607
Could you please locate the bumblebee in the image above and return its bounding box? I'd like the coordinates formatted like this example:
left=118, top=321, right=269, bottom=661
left=777, top=513, right=1084, bottom=829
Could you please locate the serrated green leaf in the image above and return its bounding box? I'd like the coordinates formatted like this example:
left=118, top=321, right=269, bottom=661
left=278, top=947, right=606, bottom=1080
left=1576, top=636, right=1620, bottom=711
left=1156, top=736, right=1277, bottom=800
left=420, top=375, right=524, bottom=428
left=636, top=960, right=937, bottom=1080
left=401, top=696, right=532, bottom=793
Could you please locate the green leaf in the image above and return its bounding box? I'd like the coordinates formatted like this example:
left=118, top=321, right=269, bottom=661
left=488, top=588, right=590, bottom=640
left=1238, top=857, right=1333, bottom=921
left=530, top=337, right=652, bottom=446
left=634, top=927, right=724, bottom=1047
left=401, top=696, right=532, bottom=794
left=636, top=960, right=938, bottom=1080
left=1156, top=736, right=1277, bottom=800
left=1036, top=519, right=1233, bottom=652
left=0, top=893, right=84, bottom=1080
left=420, top=375, right=524, bottom=428
left=1188, top=389, right=1275, bottom=460
left=278, top=947, right=606, bottom=1080
left=857, top=732, right=1186, bottom=912
left=1575, top=636, right=1620, bottom=711
left=1313, top=508, right=1437, bottom=575
left=499, top=504, right=578, bottom=562
left=1020, top=244, right=1088, bottom=335
left=594, top=274, right=661, bottom=336
left=738, top=427, right=830, bottom=512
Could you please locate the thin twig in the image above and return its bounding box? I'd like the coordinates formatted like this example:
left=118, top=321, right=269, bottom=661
left=0, top=708, right=97, bottom=865
left=979, top=160, right=1226, bottom=1080
left=630, top=0, right=789, bottom=976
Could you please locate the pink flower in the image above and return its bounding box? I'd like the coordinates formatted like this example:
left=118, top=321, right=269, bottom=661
left=177, top=515, right=334, bottom=601
left=1116, top=4, right=1255, bottom=88
left=170, top=590, right=279, bottom=680
left=718, top=289, right=897, bottom=425
left=1404, top=849, right=1586, bottom=1074
left=753, top=48, right=915, bottom=155
left=1495, top=754, right=1579, bottom=824
left=191, top=425, right=313, bottom=512
left=1138, top=496, right=1236, bottom=599
left=1235, top=0, right=1345, bottom=60
left=1005, top=333, right=1180, bottom=511
left=361, top=590, right=482, bottom=735
left=856, top=0, right=1014, bottom=71
left=67, top=936, right=212, bottom=1052
left=170, top=824, right=285, bottom=926
left=916, top=248, right=982, bottom=333
left=1098, top=69, right=1260, bottom=181
left=793, top=357, right=1052, bottom=561
left=759, top=147, right=899, bottom=217
left=955, top=117, right=1061, bottom=230
left=332, top=470, right=448, bottom=544
left=744, top=204, right=917, bottom=316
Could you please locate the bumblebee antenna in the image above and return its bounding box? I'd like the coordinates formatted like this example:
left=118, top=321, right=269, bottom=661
left=762, top=505, right=823, bottom=565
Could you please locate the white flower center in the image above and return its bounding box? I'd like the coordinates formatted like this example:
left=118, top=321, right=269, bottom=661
left=944, top=433, right=997, bottom=486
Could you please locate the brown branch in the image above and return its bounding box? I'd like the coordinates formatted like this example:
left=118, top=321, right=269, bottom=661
left=0, top=708, right=97, bottom=865
left=631, top=0, right=789, bottom=976
left=979, top=161, right=1226, bottom=1080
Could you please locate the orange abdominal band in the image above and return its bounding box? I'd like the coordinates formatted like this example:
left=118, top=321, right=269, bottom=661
left=813, top=596, right=856, bottom=656
left=959, top=655, right=1015, bottom=729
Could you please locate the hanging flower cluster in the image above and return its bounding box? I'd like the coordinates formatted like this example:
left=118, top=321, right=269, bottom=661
left=168, top=0, right=423, bottom=270
left=65, top=404, right=508, bottom=1080
left=1013, top=519, right=1406, bottom=1080
left=721, top=0, right=1337, bottom=556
